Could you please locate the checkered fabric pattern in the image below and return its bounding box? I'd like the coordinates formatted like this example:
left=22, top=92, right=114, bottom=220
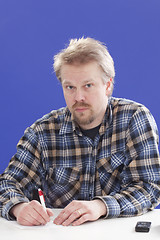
left=0, top=97, right=160, bottom=220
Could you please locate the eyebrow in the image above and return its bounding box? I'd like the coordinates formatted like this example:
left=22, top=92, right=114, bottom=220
left=62, top=79, right=95, bottom=85
left=61, top=80, right=72, bottom=85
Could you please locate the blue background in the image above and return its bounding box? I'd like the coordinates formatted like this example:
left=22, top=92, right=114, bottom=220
left=0, top=0, right=160, bottom=182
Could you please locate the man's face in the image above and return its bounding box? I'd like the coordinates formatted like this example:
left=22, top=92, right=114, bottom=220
left=61, top=61, right=110, bottom=129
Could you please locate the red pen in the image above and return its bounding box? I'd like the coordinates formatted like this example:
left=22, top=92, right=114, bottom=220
left=38, top=188, right=47, bottom=212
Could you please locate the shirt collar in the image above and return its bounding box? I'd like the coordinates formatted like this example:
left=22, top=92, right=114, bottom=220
left=59, top=107, right=77, bottom=135
left=99, top=97, right=113, bottom=135
left=59, top=98, right=113, bottom=136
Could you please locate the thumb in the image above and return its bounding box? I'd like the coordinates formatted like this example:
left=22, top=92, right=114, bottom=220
left=46, top=208, right=54, bottom=217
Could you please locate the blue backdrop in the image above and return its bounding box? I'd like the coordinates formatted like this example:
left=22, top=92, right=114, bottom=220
left=0, top=0, right=160, bottom=178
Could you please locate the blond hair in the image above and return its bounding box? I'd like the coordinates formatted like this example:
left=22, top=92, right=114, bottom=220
left=53, top=37, right=115, bottom=93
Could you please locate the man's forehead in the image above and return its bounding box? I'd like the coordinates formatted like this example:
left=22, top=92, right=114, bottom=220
left=61, top=62, right=102, bottom=79
left=61, top=61, right=100, bottom=72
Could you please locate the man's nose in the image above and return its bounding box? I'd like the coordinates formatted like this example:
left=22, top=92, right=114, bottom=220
left=74, top=89, right=85, bottom=102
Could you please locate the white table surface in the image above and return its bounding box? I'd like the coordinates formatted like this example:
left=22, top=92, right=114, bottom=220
left=0, top=209, right=160, bottom=240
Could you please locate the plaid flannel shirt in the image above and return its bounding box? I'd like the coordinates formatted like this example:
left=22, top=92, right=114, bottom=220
left=0, top=97, right=160, bottom=220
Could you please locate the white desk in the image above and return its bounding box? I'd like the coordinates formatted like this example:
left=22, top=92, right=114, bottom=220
left=0, top=209, right=160, bottom=240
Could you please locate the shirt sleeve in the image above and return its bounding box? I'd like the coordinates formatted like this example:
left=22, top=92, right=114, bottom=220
left=0, top=127, right=44, bottom=220
left=95, top=106, right=160, bottom=218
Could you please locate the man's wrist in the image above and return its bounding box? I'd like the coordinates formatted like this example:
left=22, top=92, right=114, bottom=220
left=10, top=202, right=25, bottom=218
left=93, top=199, right=107, bottom=217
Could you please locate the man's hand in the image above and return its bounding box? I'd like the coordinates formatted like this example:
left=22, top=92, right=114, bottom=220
left=10, top=200, right=53, bottom=226
left=54, top=199, right=107, bottom=226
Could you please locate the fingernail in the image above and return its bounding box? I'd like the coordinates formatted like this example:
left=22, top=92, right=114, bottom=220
left=62, top=221, right=67, bottom=226
left=54, top=219, right=60, bottom=225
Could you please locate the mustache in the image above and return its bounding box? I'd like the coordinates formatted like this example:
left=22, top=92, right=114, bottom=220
left=72, top=102, right=90, bottom=109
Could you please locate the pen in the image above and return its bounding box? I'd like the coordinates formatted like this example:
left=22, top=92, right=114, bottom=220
left=38, top=188, right=47, bottom=212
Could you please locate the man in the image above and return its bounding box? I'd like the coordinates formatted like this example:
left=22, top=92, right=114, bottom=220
left=0, top=37, right=160, bottom=226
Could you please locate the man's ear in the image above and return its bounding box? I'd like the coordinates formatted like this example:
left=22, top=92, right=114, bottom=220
left=106, top=78, right=112, bottom=95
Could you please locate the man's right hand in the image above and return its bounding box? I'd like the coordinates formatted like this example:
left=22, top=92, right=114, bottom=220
left=10, top=200, right=53, bottom=226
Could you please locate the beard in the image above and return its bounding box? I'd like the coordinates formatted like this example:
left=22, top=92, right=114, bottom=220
left=73, top=111, right=95, bottom=126
left=71, top=102, right=95, bottom=126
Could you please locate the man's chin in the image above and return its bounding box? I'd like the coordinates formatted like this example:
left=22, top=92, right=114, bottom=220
left=73, top=114, right=94, bottom=127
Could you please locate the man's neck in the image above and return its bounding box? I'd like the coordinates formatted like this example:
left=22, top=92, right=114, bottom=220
left=80, top=124, right=101, bottom=140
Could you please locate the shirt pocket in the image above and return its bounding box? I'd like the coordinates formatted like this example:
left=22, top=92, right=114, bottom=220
left=97, top=152, right=125, bottom=195
left=46, top=167, right=81, bottom=207
left=48, top=166, right=80, bottom=184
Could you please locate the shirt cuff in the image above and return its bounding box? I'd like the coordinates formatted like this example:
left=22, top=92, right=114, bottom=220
left=93, top=196, right=121, bottom=218
left=2, top=198, right=29, bottom=220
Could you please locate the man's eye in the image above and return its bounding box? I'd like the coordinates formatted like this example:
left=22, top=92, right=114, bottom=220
left=85, top=84, right=92, bottom=88
left=67, top=86, right=73, bottom=90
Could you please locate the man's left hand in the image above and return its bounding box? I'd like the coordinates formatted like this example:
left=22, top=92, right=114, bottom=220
left=54, top=199, right=107, bottom=226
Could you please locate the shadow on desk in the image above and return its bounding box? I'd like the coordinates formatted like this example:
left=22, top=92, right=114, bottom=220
left=152, top=225, right=160, bottom=235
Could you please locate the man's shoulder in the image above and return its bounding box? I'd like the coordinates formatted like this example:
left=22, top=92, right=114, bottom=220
left=31, top=107, right=70, bottom=129
left=110, top=97, right=147, bottom=111
left=110, top=97, right=151, bottom=120
left=111, top=97, right=143, bottom=107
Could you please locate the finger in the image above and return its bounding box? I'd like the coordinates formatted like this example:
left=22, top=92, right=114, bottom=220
left=21, top=201, right=50, bottom=226
left=17, top=211, right=43, bottom=226
left=17, top=214, right=34, bottom=226
left=17, top=217, right=35, bottom=226
left=31, top=201, right=51, bottom=222
left=46, top=208, right=54, bottom=217
left=54, top=201, right=82, bottom=225
left=72, top=213, right=90, bottom=226
left=30, top=208, right=48, bottom=225
left=54, top=203, right=78, bottom=225
left=61, top=209, right=83, bottom=226
left=54, top=209, right=70, bottom=225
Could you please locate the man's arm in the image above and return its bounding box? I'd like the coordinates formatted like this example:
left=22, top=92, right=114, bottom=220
left=0, top=127, right=44, bottom=220
left=99, top=106, right=160, bottom=218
